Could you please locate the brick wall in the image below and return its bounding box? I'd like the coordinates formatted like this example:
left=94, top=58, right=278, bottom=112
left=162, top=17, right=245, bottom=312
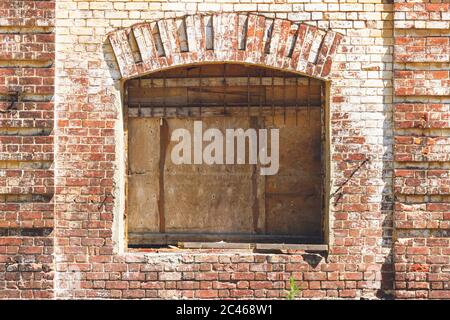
left=393, top=0, right=450, bottom=299
left=0, top=0, right=55, bottom=299
left=0, top=0, right=448, bottom=300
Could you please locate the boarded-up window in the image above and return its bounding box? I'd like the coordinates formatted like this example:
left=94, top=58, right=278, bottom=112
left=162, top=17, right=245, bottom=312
left=125, top=64, right=326, bottom=247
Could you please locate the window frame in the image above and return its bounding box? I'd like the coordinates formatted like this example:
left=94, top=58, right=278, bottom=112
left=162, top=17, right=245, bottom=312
left=121, top=64, right=331, bottom=251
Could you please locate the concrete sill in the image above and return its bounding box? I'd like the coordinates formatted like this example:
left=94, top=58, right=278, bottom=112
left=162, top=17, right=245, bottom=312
left=179, top=242, right=328, bottom=252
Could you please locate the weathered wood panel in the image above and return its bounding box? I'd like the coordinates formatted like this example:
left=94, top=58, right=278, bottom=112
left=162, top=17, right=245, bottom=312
left=265, top=111, right=323, bottom=237
left=128, top=118, right=160, bottom=233
left=164, top=117, right=256, bottom=233
left=127, top=83, right=321, bottom=108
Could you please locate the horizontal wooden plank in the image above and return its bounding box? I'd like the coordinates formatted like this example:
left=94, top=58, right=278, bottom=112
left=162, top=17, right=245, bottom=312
left=128, top=77, right=321, bottom=88
left=128, top=105, right=321, bottom=118
left=127, top=85, right=321, bottom=107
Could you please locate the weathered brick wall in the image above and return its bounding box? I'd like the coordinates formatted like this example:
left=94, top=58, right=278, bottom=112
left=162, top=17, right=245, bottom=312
left=0, top=0, right=55, bottom=299
left=1, top=0, right=447, bottom=300
left=393, top=0, right=450, bottom=299
left=53, top=0, right=395, bottom=299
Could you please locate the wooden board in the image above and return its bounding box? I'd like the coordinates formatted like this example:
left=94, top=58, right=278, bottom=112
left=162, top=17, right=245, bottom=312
left=264, top=111, right=323, bottom=238
left=164, top=117, right=257, bottom=233
left=127, top=118, right=160, bottom=233
left=127, top=83, right=322, bottom=108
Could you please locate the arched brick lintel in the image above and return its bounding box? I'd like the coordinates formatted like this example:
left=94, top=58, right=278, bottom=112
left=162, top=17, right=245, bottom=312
left=108, top=13, right=343, bottom=80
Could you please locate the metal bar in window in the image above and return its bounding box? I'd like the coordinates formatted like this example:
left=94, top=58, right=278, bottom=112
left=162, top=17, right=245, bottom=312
left=128, top=106, right=321, bottom=118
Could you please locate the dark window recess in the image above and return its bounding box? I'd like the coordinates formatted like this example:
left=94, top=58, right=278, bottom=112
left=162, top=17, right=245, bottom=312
left=125, top=63, right=326, bottom=248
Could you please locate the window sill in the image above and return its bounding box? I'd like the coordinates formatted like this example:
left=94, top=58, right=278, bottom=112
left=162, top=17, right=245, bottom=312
left=180, top=242, right=328, bottom=252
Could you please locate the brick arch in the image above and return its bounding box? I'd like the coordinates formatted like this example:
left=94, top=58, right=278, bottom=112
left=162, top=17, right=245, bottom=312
left=108, top=13, right=343, bottom=80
